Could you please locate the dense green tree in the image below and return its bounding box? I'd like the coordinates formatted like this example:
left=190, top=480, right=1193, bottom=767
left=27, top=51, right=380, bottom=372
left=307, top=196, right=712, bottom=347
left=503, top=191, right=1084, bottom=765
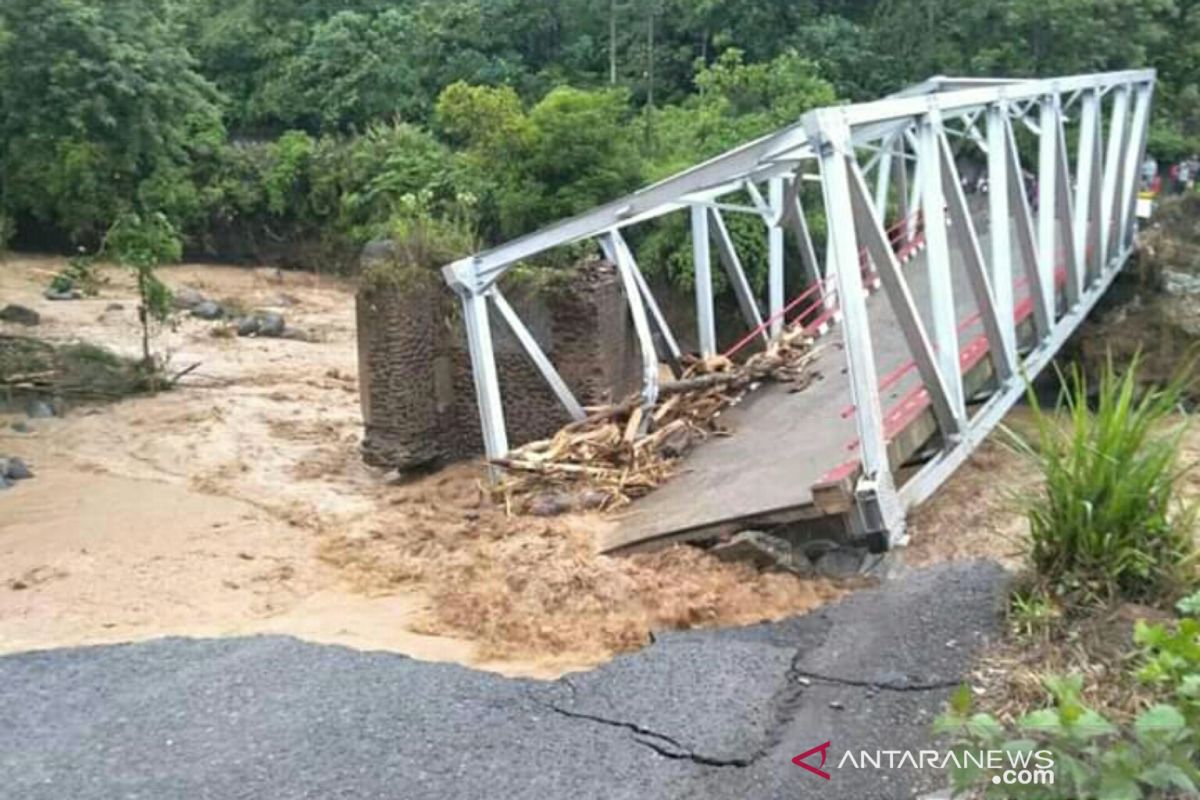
left=5, top=0, right=1200, bottom=272
left=0, top=0, right=223, bottom=240
left=262, top=10, right=426, bottom=132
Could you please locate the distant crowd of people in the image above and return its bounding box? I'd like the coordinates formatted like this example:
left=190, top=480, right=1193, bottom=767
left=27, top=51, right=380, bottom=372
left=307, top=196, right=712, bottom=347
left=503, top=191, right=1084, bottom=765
left=1143, top=155, right=1200, bottom=194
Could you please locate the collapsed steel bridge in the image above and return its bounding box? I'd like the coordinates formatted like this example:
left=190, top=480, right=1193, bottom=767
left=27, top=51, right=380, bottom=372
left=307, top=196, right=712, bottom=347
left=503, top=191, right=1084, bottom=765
left=442, top=70, right=1156, bottom=552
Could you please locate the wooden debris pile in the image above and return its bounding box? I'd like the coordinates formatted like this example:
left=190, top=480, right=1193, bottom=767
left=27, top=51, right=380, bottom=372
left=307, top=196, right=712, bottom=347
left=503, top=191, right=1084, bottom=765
left=492, top=325, right=823, bottom=513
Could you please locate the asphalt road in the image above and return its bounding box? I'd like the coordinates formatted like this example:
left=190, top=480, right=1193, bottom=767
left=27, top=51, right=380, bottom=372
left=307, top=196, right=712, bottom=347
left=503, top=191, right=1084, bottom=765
left=0, top=560, right=1006, bottom=800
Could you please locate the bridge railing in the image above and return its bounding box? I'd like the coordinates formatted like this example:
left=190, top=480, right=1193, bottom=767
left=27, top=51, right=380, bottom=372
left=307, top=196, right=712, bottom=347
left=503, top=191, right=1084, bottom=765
left=442, top=69, right=1155, bottom=546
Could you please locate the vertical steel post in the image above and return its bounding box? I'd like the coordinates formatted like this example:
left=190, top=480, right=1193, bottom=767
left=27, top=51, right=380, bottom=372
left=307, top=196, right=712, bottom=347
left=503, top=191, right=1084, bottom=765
left=907, top=150, right=922, bottom=243
left=1100, top=84, right=1130, bottom=267
left=895, top=137, right=910, bottom=240
left=690, top=204, right=717, bottom=357
left=1037, top=95, right=1059, bottom=319
left=768, top=177, right=786, bottom=337
left=810, top=111, right=889, bottom=481
left=918, top=111, right=966, bottom=423
left=1004, top=115, right=1052, bottom=339
left=456, top=283, right=509, bottom=464
left=1053, top=100, right=1081, bottom=308
left=1074, top=89, right=1102, bottom=286
left=874, top=144, right=893, bottom=221
left=1121, top=82, right=1154, bottom=252
left=986, top=102, right=1016, bottom=358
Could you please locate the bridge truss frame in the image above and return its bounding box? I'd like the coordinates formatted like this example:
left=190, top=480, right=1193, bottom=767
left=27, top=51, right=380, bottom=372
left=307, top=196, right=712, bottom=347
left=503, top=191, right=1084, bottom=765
left=442, top=69, right=1155, bottom=547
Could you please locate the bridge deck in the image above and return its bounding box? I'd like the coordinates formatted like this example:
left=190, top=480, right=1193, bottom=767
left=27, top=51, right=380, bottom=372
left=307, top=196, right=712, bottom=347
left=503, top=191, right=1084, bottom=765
left=601, top=219, right=1042, bottom=553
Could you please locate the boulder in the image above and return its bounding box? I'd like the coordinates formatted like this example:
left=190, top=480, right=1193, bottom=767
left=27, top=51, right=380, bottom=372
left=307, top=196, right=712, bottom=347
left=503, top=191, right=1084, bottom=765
left=813, top=546, right=866, bottom=578
left=235, top=316, right=260, bottom=337
left=256, top=310, right=286, bottom=337
left=4, top=457, right=32, bottom=481
left=191, top=300, right=225, bottom=320
left=172, top=287, right=206, bottom=310
left=26, top=399, right=55, bottom=419
left=236, top=310, right=286, bottom=338
left=44, top=287, right=81, bottom=301
left=0, top=304, right=40, bottom=326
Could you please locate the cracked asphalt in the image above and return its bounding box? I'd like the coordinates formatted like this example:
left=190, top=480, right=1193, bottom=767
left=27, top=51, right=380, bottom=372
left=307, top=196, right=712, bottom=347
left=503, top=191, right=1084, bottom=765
left=0, top=560, right=1007, bottom=799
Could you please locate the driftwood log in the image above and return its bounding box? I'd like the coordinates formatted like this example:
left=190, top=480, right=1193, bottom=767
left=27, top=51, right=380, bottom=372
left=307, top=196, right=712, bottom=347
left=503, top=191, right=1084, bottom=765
left=491, top=325, right=823, bottom=514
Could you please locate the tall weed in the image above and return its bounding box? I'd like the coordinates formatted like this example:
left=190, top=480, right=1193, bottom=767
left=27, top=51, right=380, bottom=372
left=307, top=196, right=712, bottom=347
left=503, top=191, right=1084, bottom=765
left=1010, top=357, right=1196, bottom=605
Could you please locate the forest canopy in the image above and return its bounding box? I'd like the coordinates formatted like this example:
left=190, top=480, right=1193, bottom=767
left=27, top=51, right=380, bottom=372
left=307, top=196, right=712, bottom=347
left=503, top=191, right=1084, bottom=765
left=0, top=0, right=1195, bottom=279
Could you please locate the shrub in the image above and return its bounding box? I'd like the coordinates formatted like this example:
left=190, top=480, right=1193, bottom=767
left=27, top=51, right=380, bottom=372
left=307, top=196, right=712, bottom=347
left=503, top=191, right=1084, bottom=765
left=1009, top=357, right=1197, bottom=605
left=359, top=191, right=477, bottom=291
left=936, top=591, right=1200, bottom=798
left=106, top=212, right=181, bottom=365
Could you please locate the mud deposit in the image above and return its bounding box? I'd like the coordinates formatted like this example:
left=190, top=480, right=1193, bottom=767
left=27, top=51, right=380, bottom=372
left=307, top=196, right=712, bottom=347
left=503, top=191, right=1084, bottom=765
left=0, top=256, right=846, bottom=677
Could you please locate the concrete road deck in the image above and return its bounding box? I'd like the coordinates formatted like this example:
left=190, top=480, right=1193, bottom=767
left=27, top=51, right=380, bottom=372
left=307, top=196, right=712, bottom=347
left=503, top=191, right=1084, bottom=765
left=603, top=216, right=1043, bottom=553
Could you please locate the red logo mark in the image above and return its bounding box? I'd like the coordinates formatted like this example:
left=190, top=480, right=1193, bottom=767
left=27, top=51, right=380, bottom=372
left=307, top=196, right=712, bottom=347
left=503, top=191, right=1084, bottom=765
left=792, top=741, right=832, bottom=780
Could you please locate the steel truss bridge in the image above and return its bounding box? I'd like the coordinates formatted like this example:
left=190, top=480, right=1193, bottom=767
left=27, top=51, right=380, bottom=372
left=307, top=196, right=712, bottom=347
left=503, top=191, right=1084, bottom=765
left=442, top=69, right=1156, bottom=552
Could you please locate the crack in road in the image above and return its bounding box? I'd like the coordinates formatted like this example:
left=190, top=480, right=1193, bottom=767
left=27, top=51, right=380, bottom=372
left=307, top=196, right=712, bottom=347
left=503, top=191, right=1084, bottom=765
left=530, top=643, right=959, bottom=773
left=531, top=694, right=753, bottom=768
left=789, top=669, right=962, bottom=693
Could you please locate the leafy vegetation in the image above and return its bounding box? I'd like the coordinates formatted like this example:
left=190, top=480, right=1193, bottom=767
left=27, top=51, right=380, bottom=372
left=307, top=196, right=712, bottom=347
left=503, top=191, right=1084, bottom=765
left=1008, top=358, right=1197, bottom=606
left=937, top=590, right=1200, bottom=799
left=105, top=212, right=182, bottom=365
left=0, top=0, right=1198, bottom=279
left=0, top=336, right=164, bottom=400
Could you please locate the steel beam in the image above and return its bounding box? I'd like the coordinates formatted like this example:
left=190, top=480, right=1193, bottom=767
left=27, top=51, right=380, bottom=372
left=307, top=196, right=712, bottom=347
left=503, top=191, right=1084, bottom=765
left=894, top=140, right=910, bottom=237
left=936, top=130, right=1016, bottom=381
left=986, top=102, right=1016, bottom=358
left=788, top=190, right=823, bottom=290
left=768, top=177, right=786, bottom=337
left=1121, top=82, right=1154, bottom=251
left=1004, top=115, right=1053, bottom=339
left=1074, top=89, right=1103, bottom=286
left=1053, top=99, right=1081, bottom=308
left=1037, top=96, right=1060, bottom=319
left=709, top=208, right=767, bottom=340
left=809, top=111, right=890, bottom=481
left=1100, top=84, right=1130, bottom=267
left=691, top=204, right=717, bottom=356
left=490, top=288, right=586, bottom=422
left=900, top=243, right=1137, bottom=509
left=603, top=231, right=660, bottom=408
left=847, top=160, right=960, bottom=437
left=917, top=112, right=966, bottom=423
left=598, top=234, right=683, bottom=375
left=874, top=144, right=894, bottom=220
left=456, top=288, right=509, bottom=465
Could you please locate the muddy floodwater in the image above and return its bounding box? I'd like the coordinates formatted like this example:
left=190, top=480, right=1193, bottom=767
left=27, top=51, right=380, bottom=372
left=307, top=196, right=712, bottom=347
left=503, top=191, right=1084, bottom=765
left=1, top=257, right=857, bottom=677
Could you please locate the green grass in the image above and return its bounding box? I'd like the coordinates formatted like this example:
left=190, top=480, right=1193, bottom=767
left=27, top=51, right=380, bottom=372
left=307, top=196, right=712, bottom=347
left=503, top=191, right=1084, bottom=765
left=1010, top=356, right=1198, bottom=605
